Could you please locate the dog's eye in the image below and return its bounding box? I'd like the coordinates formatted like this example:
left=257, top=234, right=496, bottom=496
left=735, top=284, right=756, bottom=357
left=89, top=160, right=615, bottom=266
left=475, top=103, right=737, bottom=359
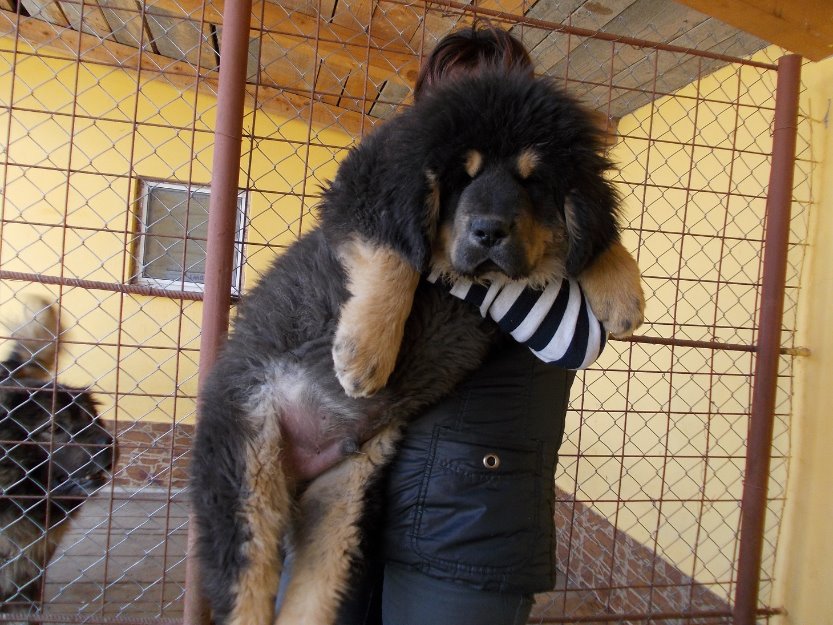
left=515, top=171, right=539, bottom=187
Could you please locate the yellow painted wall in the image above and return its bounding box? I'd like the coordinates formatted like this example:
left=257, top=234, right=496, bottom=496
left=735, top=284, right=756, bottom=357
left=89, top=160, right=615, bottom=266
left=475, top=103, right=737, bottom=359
left=570, top=46, right=832, bottom=614
left=774, top=55, right=833, bottom=625
left=557, top=47, right=807, bottom=600
left=0, top=38, right=351, bottom=426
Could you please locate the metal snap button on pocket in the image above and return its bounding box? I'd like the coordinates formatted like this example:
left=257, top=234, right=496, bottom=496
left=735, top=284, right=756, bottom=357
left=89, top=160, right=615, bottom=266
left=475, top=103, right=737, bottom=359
left=482, top=453, right=501, bottom=470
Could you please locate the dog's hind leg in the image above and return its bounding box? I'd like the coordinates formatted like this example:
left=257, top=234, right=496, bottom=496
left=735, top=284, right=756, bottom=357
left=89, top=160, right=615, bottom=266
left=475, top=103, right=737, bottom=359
left=231, top=417, right=293, bottom=625
left=274, top=423, right=402, bottom=625
left=191, top=367, right=294, bottom=625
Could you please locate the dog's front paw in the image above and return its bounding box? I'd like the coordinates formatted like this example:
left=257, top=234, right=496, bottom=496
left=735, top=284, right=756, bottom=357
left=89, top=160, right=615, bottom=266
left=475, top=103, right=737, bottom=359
left=588, top=286, right=645, bottom=338
left=332, top=326, right=396, bottom=398
left=580, top=241, right=645, bottom=339
left=332, top=240, right=419, bottom=398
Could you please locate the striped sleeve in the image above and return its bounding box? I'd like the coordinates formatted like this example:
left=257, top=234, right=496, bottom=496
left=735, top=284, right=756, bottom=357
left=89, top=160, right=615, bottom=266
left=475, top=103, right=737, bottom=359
left=426, top=269, right=607, bottom=369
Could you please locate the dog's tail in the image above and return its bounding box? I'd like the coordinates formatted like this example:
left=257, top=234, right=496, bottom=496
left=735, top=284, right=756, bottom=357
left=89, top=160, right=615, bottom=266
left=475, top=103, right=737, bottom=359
left=5, top=295, right=63, bottom=381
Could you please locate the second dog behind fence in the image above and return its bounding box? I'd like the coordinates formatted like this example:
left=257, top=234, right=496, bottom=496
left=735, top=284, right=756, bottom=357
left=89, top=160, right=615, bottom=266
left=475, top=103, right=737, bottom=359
left=0, top=297, right=118, bottom=624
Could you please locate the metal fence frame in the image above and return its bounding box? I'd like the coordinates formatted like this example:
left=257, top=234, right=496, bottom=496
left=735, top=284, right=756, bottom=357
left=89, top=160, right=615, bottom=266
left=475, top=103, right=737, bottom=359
left=188, top=4, right=802, bottom=623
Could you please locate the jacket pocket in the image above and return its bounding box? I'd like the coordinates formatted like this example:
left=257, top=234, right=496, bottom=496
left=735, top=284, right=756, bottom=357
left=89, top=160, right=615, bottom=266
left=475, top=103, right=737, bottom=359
left=411, top=426, right=544, bottom=573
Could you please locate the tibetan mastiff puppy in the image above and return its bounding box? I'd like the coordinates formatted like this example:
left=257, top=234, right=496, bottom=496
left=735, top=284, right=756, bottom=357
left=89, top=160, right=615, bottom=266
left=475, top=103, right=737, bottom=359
left=1, top=297, right=117, bottom=622
left=191, top=69, right=644, bottom=625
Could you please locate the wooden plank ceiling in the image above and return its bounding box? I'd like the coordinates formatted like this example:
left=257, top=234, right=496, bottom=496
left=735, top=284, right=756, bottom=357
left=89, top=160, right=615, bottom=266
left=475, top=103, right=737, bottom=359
left=0, top=0, right=783, bottom=135
left=674, top=0, right=833, bottom=62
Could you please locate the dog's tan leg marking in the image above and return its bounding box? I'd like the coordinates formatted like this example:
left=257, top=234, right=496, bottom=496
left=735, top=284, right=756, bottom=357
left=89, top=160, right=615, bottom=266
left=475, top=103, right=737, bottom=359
left=333, top=239, right=420, bottom=398
left=228, top=415, right=292, bottom=625
left=274, top=424, right=403, bottom=625
left=579, top=240, right=645, bottom=338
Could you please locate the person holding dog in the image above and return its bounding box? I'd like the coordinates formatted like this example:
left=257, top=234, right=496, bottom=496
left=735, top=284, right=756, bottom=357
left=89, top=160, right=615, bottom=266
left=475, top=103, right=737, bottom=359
left=329, top=24, right=613, bottom=625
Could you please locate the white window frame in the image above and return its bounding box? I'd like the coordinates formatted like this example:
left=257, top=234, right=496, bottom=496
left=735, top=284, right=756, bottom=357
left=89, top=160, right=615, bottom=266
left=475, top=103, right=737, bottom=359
left=133, top=180, right=247, bottom=297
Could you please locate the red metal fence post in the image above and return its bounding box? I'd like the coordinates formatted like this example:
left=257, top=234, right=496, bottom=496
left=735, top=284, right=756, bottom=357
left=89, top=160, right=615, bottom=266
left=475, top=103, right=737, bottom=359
left=733, top=53, right=802, bottom=625
left=183, top=1, right=253, bottom=624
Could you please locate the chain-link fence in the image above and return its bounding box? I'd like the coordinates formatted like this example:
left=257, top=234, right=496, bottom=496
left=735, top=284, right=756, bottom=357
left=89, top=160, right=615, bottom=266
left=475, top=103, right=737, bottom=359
left=0, top=0, right=811, bottom=623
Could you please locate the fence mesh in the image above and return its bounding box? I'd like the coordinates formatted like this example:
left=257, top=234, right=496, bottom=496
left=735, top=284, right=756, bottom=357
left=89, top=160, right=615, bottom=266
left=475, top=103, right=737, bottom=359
left=0, top=0, right=813, bottom=623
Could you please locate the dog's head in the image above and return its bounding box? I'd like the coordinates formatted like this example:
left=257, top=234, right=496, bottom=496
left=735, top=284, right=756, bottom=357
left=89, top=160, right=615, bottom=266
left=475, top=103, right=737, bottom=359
left=402, top=70, right=621, bottom=286
left=1, top=298, right=116, bottom=517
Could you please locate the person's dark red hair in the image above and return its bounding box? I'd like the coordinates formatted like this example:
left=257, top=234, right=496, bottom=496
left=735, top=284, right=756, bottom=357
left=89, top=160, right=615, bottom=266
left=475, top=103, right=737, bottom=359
left=414, top=23, right=534, bottom=100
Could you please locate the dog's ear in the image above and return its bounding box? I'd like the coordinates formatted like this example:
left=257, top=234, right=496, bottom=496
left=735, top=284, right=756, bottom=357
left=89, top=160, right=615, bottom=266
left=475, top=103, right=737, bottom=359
left=563, top=169, right=621, bottom=277
left=320, top=119, right=441, bottom=273
left=367, top=168, right=438, bottom=272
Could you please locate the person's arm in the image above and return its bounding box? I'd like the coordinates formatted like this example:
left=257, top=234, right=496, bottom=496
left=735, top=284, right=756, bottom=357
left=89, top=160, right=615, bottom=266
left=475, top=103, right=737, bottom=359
left=426, top=269, right=607, bottom=369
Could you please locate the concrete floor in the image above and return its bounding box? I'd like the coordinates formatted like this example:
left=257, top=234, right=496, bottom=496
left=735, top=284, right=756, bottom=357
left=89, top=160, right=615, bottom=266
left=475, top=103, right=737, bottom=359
left=42, top=489, right=188, bottom=621
left=38, top=489, right=611, bottom=623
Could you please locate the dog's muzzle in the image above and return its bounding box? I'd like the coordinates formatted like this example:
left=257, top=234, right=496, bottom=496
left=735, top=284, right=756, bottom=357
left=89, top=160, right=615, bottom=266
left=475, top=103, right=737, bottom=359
left=451, top=168, right=535, bottom=278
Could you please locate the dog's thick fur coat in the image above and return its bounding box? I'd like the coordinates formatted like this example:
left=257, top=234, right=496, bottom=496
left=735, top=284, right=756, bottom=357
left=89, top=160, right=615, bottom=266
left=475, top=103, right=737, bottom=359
left=190, top=70, right=644, bottom=625
left=1, top=298, right=116, bottom=623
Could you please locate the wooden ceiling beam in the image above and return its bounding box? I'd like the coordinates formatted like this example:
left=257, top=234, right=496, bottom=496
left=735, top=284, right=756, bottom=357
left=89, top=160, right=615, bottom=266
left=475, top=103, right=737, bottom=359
left=0, top=8, right=375, bottom=136
left=88, top=0, right=421, bottom=84
left=673, top=0, right=833, bottom=61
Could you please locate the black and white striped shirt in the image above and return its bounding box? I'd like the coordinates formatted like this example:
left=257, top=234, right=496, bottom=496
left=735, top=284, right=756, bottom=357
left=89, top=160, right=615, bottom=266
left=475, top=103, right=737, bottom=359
left=427, top=269, right=606, bottom=369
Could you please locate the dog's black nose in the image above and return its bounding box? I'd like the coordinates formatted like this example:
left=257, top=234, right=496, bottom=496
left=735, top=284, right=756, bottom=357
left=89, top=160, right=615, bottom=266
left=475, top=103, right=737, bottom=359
left=470, top=217, right=509, bottom=248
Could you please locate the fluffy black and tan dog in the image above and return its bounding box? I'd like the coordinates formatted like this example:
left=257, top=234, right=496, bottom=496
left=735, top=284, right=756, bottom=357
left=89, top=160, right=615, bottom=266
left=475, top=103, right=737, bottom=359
left=191, top=69, right=644, bottom=625
left=0, top=297, right=116, bottom=621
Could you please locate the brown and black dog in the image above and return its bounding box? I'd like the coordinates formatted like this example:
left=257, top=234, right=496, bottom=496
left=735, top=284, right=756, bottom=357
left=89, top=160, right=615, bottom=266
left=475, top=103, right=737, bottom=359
left=191, top=69, right=644, bottom=625
left=0, top=297, right=117, bottom=623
